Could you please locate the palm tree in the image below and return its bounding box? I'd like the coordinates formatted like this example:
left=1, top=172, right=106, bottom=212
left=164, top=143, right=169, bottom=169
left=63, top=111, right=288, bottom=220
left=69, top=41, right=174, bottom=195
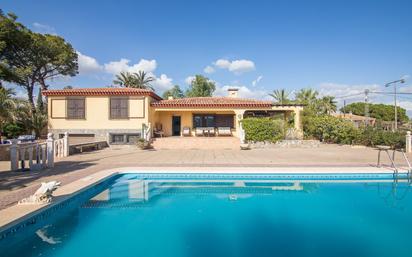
left=113, top=72, right=138, bottom=88
left=0, top=86, right=16, bottom=141
left=295, top=88, right=319, bottom=105
left=0, top=86, right=16, bottom=121
left=134, top=71, right=155, bottom=90
left=317, top=96, right=337, bottom=114
left=269, top=89, right=290, bottom=104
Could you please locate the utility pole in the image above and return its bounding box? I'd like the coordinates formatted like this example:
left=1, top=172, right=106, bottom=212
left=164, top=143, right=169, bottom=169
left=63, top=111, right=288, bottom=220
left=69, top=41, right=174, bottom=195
left=364, top=89, right=369, bottom=126
left=385, top=79, right=405, bottom=131
left=343, top=100, right=346, bottom=117
left=394, top=85, right=397, bottom=131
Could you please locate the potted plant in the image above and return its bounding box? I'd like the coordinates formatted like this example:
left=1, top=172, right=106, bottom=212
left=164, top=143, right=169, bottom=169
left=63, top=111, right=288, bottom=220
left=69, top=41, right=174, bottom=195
left=136, top=138, right=151, bottom=150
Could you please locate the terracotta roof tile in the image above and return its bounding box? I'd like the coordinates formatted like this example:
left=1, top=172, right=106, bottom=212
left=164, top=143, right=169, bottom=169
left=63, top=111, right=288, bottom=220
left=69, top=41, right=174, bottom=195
left=151, top=97, right=273, bottom=108
left=42, top=88, right=162, bottom=100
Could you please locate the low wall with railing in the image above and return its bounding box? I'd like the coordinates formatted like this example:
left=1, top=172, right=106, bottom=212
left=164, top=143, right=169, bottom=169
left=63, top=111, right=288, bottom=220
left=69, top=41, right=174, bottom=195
left=9, top=132, right=69, bottom=172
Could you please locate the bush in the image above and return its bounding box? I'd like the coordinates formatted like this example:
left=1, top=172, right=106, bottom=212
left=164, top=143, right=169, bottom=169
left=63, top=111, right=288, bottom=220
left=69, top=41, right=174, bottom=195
left=304, top=114, right=406, bottom=148
left=304, top=115, right=358, bottom=144
left=354, top=127, right=405, bottom=149
left=242, top=118, right=285, bottom=142
left=2, top=123, right=25, bottom=138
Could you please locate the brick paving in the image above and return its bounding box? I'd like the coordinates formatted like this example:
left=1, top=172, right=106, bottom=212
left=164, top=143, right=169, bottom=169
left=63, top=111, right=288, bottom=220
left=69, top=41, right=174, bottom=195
left=0, top=143, right=410, bottom=210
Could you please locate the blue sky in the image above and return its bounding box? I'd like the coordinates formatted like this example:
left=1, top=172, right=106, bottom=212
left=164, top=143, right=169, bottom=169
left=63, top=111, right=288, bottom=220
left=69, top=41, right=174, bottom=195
left=2, top=0, right=412, bottom=111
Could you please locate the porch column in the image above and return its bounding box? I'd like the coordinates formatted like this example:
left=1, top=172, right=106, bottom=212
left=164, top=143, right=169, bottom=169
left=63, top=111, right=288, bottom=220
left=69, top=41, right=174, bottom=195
left=293, top=108, right=303, bottom=138
left=234, top=110, right=246, bottom=140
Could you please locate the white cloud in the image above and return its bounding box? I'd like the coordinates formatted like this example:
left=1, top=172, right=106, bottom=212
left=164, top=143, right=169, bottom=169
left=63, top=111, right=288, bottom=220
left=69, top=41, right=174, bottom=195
left=315, top=82, right=412, bottom=116
left=398, top=101, right=412, bottom=111
left=317, top=82, right=382, bottom=101
left=104, top=59, right=157, bottom=75
left=214, top=59, right=231, bottom=69
left=203, top=65, right=215, bottom=74
left=185, top=76, right=196, bottom=85
left=213, top=59, right=255, bottom=74
left=32, top=22, right=56, bottom=35
left=153, top=74, right=173, bottom=92
left=77, top=52, right=102, bottom=74
left=252, top=75, right=263, bottom=87
left=214, top=85, right=269, bottom=100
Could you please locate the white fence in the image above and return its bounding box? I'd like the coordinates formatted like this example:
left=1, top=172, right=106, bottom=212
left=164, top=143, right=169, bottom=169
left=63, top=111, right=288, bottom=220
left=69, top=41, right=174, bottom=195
left=10, top=132, right=69, bottom=172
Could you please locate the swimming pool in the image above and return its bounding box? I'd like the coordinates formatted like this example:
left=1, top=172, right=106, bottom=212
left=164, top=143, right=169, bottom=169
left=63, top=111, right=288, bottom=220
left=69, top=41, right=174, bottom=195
left=1, top=173, right=411, bottom=257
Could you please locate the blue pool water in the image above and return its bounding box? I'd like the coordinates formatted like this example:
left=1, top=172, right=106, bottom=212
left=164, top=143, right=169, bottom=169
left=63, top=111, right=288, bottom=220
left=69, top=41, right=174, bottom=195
left=1, top=174, right=412, bottom=257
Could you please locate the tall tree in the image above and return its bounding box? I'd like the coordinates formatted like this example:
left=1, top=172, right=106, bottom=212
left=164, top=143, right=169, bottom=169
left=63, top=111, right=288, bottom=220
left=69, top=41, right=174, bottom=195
left=317, top=96, right=337, bottom=114
left=113, top=72, right=137, bottom=87
left=340, top=102, right=409, bottom=122
left=36, top=87, right=45, bottom=114
left=134, top=70, right=155, bottom=90
left=269, top=89, right=290, bottom=104
left=185, top=75, right=216, bottom=97
left=295, top=88, right=319, bottom=105
left=0, top=11, right=78, bottom=117
left=0, top=85, right=16, bottom=140
left=113, top=71, right=155, bottom=90
left=162, top=85, right=184, bottom=99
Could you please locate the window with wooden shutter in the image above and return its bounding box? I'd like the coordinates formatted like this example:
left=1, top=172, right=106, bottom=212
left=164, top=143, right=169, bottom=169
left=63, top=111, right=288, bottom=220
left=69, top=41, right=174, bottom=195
left=66, top=98, right=85, bottom=119
left=110, top=98, right=129, bottom=119
left=215, top=114, right=235, bottom=128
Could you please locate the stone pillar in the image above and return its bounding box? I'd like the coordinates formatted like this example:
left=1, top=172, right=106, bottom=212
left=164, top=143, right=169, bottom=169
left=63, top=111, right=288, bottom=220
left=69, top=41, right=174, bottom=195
left=406, top=131, right=411, bottom=153
left=63, top=132, right=69, bottom=157
left=234, top=110, right=245, bottom=139
left=239, top=122, right=246, bottom=144
left=28, top=145, right=33, bottom=169
left=47, top=133, right=55, bottom=168
left=10, top=139, right=18, bottom=171
left=293, top=109, right=301, bottom=130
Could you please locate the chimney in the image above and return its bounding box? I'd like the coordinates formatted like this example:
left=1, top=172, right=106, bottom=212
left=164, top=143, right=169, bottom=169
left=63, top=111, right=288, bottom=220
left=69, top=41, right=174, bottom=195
left=168, top=96, right=174, bottom=100
left=228, top=88, right=239, bottom=98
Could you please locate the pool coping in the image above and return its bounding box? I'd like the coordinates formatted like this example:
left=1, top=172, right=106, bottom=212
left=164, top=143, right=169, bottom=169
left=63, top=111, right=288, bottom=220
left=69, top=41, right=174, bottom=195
left=0, top=165, right=410, bottom=236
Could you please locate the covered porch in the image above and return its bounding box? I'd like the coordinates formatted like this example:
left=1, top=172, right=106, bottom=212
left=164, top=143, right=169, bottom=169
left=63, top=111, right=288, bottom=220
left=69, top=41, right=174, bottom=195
left=152, top=109, right=241, bottom=137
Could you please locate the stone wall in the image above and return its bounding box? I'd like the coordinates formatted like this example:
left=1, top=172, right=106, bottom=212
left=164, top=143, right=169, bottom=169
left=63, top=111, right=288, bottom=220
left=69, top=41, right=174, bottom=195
left=49, top=129, right=143, bottom=144
left=249, top=140, right=320, bottom=149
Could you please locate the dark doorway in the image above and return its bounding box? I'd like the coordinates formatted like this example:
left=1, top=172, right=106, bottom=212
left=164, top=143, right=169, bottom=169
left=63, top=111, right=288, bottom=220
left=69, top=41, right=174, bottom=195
left=172, top=116, right=181, bottom=136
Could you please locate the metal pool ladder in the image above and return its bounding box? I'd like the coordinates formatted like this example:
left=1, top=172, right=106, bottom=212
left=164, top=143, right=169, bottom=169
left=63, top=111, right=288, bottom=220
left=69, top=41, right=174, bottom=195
left=377, top=146, right=412, bottom=179
left=400, top=149, right=412, bottom=181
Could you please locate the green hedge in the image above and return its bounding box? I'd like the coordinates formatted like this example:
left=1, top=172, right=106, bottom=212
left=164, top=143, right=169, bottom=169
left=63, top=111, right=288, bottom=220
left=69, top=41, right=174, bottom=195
left=354, top=127, right=405, bottom=149
left=242, top=118, right=285, bottom=142
left=304, top=115, right=358, bottom=144
left=304, top=115, right=406, bottom=148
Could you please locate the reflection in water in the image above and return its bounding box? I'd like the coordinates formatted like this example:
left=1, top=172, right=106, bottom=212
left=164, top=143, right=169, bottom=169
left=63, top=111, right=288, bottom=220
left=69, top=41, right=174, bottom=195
left=85, top=178, right=412, bottom=211
left=373, top=181, right=412, bottom=210
left=35, top=225, right=62, bottom=245
left=88, top=179, right=311, bottom=205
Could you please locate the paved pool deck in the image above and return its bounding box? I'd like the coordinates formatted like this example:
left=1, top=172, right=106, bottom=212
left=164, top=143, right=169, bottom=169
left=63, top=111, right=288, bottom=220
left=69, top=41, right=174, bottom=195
left=0, top=144, right=411, bottom=210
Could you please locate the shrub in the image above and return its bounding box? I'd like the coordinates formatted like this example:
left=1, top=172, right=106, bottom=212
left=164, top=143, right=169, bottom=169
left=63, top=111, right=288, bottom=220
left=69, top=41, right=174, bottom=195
left=304, top=115, right=358, bottom=144
left=354, top=127, right=405, bottom=149
left=242, top=118, right=285, bottom=142
left=2, top=123, right=25, bottom=138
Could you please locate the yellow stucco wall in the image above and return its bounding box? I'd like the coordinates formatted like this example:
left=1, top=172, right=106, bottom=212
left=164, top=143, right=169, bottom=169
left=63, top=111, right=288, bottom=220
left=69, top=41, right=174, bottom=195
left=48, top=96, right=149, bottom=130
left=48, top=95, right=304, bottom=138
